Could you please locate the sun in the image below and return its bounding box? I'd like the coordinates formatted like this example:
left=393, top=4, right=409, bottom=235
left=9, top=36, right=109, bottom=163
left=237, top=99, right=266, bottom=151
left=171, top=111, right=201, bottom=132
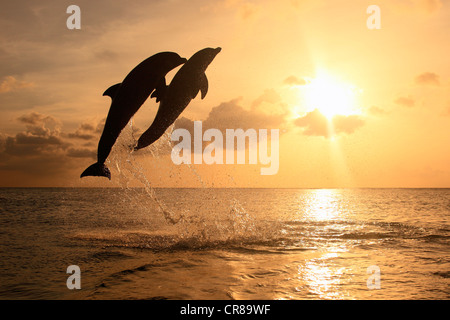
left=304, top=73, right=359, bottom=119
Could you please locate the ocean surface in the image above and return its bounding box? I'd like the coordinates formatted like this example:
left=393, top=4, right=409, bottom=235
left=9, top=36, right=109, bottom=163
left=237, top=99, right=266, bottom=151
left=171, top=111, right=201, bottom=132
left=0, top=187, right=448, bottom=300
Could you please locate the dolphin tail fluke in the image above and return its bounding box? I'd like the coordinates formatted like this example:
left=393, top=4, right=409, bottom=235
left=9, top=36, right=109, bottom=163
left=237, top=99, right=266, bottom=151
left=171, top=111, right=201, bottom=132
left=80, top=162, right=111, bottom=180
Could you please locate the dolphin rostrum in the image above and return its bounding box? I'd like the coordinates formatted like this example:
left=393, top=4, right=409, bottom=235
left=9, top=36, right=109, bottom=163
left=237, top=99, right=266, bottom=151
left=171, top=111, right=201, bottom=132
left=81, top=52, right=187, bottom=179
left=135, top=47, right=221, bottom=150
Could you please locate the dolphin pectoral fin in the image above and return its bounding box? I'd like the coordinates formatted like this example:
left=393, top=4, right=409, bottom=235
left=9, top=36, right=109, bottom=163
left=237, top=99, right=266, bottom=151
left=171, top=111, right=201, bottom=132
left=103, top=83, right=122, bottom=99
left=199, top=73, right=209, bottom=99
left=150, top=77, right=167, bottom=103
left=80, top=162, right=111, bottom=180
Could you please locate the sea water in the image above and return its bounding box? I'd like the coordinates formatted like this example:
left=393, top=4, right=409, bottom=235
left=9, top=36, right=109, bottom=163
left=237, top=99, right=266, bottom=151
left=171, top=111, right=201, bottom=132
left=0, top=187, right=448, bottom=300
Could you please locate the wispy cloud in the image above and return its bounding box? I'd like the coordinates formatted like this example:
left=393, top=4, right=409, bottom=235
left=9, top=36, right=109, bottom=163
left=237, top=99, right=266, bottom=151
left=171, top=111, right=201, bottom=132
left=368, top=106, right=387, bottom=116
left=416, top=0, right=442, bottom=13
left=66, top=147, right=96, bottom=159
left=283, top=75, right=309, bottom=86
left=0, top=76, right=35, bottom=93
left=251, top=89, right=282, bottom=110
left=394, top=96, right=415, bottom=108
left=17, top=112, right=60, bottom=126
left=415, top=72, right=440, bottom=86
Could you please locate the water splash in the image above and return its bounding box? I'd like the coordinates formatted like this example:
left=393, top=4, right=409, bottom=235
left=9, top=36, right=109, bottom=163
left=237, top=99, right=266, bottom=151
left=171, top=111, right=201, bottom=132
left=104, top=120, right=270, bottom=245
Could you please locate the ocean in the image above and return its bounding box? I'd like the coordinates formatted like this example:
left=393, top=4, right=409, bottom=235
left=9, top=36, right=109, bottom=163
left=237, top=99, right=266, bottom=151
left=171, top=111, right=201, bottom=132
left=0, top=187, right=448, bottom=300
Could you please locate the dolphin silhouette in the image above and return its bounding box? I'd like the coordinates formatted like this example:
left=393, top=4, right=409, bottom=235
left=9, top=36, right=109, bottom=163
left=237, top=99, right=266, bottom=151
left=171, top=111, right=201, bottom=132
left=135, top=47, right=221, bottom=150
left=81, top=52, right=187, bottom=179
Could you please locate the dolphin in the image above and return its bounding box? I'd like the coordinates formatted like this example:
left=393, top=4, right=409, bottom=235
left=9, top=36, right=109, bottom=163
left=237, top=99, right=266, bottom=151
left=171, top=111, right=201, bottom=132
left=135, top=47, right=221, bottom=150
left=81, top=52, right=187, bottom=179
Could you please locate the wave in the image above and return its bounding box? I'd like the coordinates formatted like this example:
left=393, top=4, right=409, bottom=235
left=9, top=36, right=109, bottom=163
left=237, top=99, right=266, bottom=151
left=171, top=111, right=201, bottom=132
left=69, top=230, right=279, bottom=252
left=87, top=250, right=134, bottom=263
left=432, top=271, right=450, bottom=278
left=68, top=210, right=450, bottom=255
left=283, top=219, right=449, bottom=242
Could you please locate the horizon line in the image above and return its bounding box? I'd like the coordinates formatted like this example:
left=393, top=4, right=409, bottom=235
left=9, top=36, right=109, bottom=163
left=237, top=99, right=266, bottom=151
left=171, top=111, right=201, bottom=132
left=0, top=186, right=449, bottom=189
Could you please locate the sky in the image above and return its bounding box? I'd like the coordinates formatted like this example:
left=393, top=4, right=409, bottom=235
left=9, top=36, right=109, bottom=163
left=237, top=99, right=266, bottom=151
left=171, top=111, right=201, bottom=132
left=0, top=0, right=449, bottom=188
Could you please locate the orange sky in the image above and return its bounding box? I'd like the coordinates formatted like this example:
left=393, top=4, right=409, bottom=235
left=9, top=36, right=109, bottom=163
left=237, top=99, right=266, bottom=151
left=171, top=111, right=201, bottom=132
left=0, top=0, right=449, bottom=188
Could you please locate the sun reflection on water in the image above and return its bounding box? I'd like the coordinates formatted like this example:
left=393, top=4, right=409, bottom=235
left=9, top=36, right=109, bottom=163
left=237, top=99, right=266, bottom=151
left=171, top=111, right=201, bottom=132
left=290, top=190, right=356, bottom=299
left=302, top=189, right=344, bottom=221
left=295, top=252, right=352, bottom=299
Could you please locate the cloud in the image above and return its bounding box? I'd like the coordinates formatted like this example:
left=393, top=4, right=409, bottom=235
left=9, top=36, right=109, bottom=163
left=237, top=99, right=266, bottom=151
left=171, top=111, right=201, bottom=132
left=174, top=97, right=286, bottom=133
left=251, top=89, right=282, bottom=109
left=1, top=113, right=67, bottom=157
left=283, top=75, right=309, bottom=86
left=203, top=98, right=286, bottom=131
left=0, top=112, right=101, bottom=182
left=368, top=106, right=387, bottom=116
left=14, top=113, right=62, bottom=146
left=0, top=77, right=52, bottom=112
left=415, top=72, right=440, bottom=86
left=0, top=0, right=186, bottom=81
left=67, top=119, right=105, bottom=140
left=294, top=109, right=364, bottom=138
left=395, top=96, right=415, bottom=107
left=0, top=153, right=73, bottom=178
left=0, top=76, right=34, bottom=93
left=172, top=95, right=365, bottom=143
left=17, top=112, right=60, bottom=126
left=66, top=147, right=96, bottom=159
left=239, top=2, right=259, bottom=20
left=210, top=0, right=260, bottom=20
left=0, top=1, right=158, bottom=42
left=4, top=134, right=64, bottom=157
left=171, top=97, right=288, bottom=153
left=389, top=0, right=443, bottom=15
left=93, top=49, right=121, bottom=61
left=294, top=109, right=328, bottom=137
left=417, top=0, right=442, bottom=13
left=0, top=84, right=60, bottom=111
left=333, top=115, right=365, bottom=134
left=67, top=132, right=95, bottom=141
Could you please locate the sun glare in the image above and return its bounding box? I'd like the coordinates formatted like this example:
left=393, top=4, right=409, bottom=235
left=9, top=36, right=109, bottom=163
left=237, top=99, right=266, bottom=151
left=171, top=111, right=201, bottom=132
left=304, top=73, right=359, bottom=119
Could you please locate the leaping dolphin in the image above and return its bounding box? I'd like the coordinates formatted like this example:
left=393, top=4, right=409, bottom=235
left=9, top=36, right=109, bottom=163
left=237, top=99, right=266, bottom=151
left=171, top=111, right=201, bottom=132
left=135, top=47, right=221, bottom=150
left=81, top=52, right=187, bottom=179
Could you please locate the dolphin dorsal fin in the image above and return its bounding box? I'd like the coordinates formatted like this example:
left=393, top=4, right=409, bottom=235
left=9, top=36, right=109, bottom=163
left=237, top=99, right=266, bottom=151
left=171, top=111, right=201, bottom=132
left=199, top=73, right=208, bottom=99
left=150, top=77, right=167, bottom=103
left=103, top=83, right=122, bottom=99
